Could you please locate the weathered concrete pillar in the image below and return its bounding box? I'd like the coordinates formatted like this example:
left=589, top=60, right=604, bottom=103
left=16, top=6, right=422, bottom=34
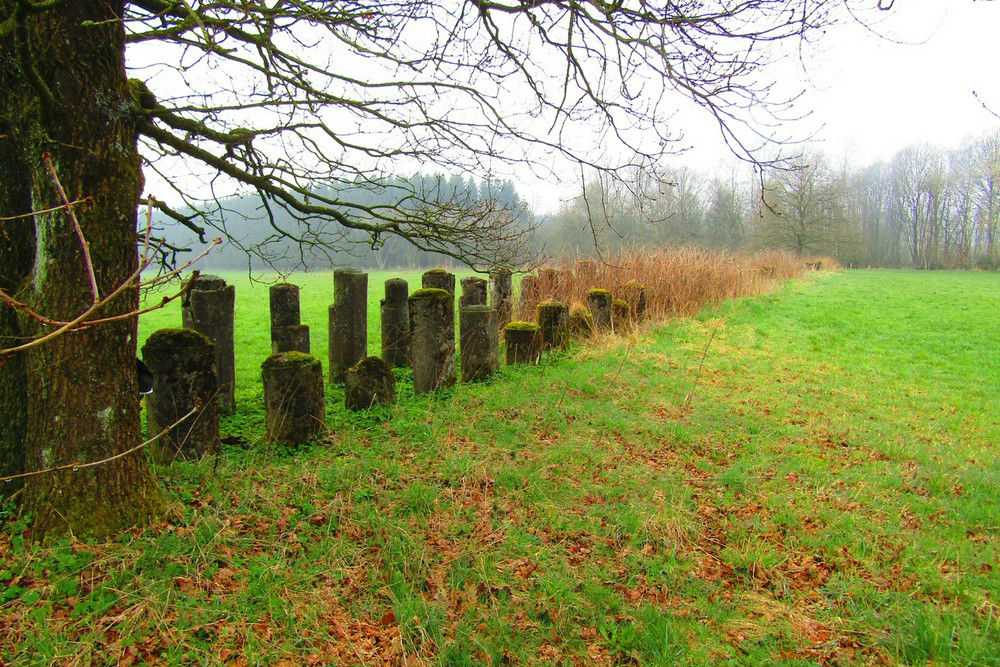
left=576, top=259, right=597, bottom=285
left=489, top=268, right=513, bottom=332
left=460, top=305, right=499, bottom=382
left=612, top=299, right=631, bottom=332
left=269, top=283, right=310, bottom=354
left=345, top=356, right=397, bottom=410
left=328, top=269, right=368, bottom=383
left=422, top=268, right=456, bottom=294
left=380, top=278, right=410, bottom=368
left=182, top=274, right=236, bottom=414
left=624, top=281, right=648, bottom=321
left=269, top=283, right=300, bottom=329
left=588, top=289, right=613, bottom=332
left=408, top=288, right=456, bottom=393
left=262, top=352, right=326, bottom=444
left=569, top=304, right=595, bottom=338
left=142, top=328, right=219, bottom=464
left=518, top=275, right=540, bottom=316
left=504, top=322, right=541, bottom=365
left=460, top=277, right=488, bottom=308
left=272, top=325, right=310, bottom=355
left=536, top=300, right=569, bottom=351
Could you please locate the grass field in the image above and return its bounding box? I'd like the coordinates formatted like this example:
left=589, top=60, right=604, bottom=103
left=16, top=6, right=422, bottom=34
left=2, top=269, right=998, bottom=666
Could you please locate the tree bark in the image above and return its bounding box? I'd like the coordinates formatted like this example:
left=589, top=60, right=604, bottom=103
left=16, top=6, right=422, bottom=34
left=0, top=0, right=163, bottom=539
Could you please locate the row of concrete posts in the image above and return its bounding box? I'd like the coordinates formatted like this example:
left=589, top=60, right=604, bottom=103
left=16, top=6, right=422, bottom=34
left=141, top=267, right=643, bottom=461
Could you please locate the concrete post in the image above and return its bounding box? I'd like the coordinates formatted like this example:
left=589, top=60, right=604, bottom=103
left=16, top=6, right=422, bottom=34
left=262, top=352, right=326, bottom=444
left=380, top=278, right=410, bottom=368
left=182, top=274, right=236, bottom=414
left=421, top=268, right=456, bottom=294
left=460, top=305, right=498, bottom=382
left=345, top=356, right=397, bottom=410
left=142, top=328, right=219, bottom=464
left=269, top=282, right=309, bottom=354
left=408, top=288, right=456, bottom=393
left=489, top=268, right=513, bottom=332
left=504, top=322, right=541, bottom=365
left=459, top=276, right=488, bottom=308
left=536, top=300, right=569, bottom=351
left=588, top=289, right=613, bottom=332
left=328, top=269, right=368, bottom=382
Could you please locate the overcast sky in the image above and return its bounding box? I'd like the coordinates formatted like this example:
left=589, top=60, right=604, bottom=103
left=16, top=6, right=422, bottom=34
left=525, top=1, right=1000, bottom=213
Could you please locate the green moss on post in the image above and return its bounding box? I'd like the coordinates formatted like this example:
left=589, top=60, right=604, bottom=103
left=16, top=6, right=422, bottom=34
left=505, top=321, right=541, bottom=364
left=422, top=269, right=456, bottom=294
left=410, top=287, right=452, bottom=300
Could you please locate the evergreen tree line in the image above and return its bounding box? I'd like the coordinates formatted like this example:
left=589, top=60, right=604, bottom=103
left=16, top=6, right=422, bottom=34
left=158, top=174, right=531, bottom=271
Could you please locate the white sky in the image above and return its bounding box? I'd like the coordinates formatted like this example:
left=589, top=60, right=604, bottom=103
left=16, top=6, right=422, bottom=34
left=523, top=0, right=1000, bottom=213
left=136, top=2, right=1000, bottom=217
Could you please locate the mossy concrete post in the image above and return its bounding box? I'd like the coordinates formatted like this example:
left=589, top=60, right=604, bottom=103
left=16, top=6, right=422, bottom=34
left=569, top=304, right=595, bottom=339
left=612, top=298, right=631, bottom=332
left=141, top=328, right=219, bottom=464
left=624, top=281, right=648, bottom=321
left=489, top=268, right=513, bottom=332
left=380, top=278, right=410, bottom=368
left=345, top=356, right=397, bottom=410
left=460, top=305, right=499, bottom=382
left=536, top=300, right=569, bottom=351
left=588, top=289, right=613, bottom=332
left=262, top=352, right=326, bottom=445
left=181, top=274, right=236, bottom=414
left=460, top=277, right=488, bottom=308
left=422, top=268, right=456, bottom=294
left=270, top=283, right=310, bottom=354
left=328, top=269, right=368, bottom=383
left=505, top=321, right=541, bottom=365
left=408, top=288, right=456, bottom=393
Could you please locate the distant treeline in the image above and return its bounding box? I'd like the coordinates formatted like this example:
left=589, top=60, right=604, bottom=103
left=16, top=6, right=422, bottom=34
left=540, top=130, right=1000, bottom=270
left=157, top=174, right=530, bottom=271
left=159, top=131, right=1000, bottom=271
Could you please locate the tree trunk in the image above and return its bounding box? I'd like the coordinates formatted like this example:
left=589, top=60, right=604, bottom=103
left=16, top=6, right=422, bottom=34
left=0, top=111, right=33, bottom=496
left=0, top=1, right=163, bottom=539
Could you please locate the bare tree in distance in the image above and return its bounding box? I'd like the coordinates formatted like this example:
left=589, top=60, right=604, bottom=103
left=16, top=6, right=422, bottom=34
left=1, top=0, right=891, bottom=538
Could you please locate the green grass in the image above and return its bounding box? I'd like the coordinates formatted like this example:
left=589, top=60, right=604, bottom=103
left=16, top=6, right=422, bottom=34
left=2, top=269, right=998, bottom=666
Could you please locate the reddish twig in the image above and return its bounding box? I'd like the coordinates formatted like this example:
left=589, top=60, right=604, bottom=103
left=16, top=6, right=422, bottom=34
left=42, top=152, right=100, bottom=301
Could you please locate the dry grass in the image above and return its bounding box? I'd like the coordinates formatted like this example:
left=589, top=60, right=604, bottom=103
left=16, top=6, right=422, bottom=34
left=516, top=246, right=834, bottom=322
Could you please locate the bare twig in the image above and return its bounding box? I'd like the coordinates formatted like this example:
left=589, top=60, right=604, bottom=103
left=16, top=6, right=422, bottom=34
left=0, top=197, right=92, bottom=221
